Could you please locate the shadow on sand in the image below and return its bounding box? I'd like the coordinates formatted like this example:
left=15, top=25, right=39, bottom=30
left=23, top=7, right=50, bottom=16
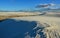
left=0, top=19, right=37, bottom=38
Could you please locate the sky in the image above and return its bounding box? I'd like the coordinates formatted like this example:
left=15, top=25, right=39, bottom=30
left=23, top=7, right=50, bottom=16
left=0, top=0, right=60, bottom=11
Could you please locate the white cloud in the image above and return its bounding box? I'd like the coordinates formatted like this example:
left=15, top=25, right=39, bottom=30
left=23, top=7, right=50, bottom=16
left=49, top=3, right=55, bottom=6
left=36, top=3, right=56, bottom=9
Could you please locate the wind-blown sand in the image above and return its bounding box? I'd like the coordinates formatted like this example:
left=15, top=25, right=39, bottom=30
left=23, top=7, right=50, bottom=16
left=0, top=12, right=60, bottom=38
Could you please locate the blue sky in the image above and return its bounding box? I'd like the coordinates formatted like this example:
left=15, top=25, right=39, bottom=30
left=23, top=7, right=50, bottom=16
left=0, top=0, right=60, bottom=11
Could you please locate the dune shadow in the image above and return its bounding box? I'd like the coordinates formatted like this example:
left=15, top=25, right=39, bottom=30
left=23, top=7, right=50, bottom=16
left=0, top=19, right=37, bottom=38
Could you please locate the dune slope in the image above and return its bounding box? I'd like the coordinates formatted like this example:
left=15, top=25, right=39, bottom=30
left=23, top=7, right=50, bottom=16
left=0, top=12, right=60, bottom=38
left=12, top=15, right=60, bottom=38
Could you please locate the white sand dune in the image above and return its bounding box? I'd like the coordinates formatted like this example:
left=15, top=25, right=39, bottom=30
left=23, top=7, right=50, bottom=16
left=0, top=12, right=41, bottom=16
left=0, top=12, right=60, bottom=38
left=11, top=13, right=60, bottom=38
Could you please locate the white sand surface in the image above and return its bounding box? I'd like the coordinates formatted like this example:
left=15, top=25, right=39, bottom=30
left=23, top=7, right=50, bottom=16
left=11, top=13, right=60, bottom=38
left=0, top=12, right=60, bottom=38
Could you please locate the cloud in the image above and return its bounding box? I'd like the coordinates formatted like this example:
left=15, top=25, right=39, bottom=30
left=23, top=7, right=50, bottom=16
left=36, top=4, right=49, bottom=8
left=36, top=3, right=55, bottom=8
left=48, top=3, right=55, bottom=6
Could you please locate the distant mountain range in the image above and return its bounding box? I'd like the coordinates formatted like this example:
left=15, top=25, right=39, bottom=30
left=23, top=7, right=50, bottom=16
left=0, top=8, right=60, bottom=12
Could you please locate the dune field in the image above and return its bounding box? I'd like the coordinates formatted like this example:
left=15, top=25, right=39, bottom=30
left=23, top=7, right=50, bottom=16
left=0, top=12, right=60, bottom=38
left=0, top=12, right=41, bottom=20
